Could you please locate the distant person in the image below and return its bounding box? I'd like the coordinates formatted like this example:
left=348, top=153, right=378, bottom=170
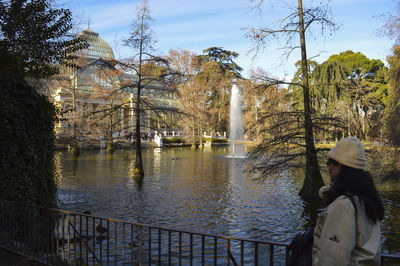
left=313, top=137, right=384, bottom=265
left=126, top=132, right=132, bottom=141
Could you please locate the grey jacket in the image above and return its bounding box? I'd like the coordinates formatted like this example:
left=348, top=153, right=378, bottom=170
left=312, top=188, right=381, bottom=265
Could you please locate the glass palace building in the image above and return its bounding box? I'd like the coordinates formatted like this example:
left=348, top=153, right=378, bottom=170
left=52, top=27, right=178, bottom=144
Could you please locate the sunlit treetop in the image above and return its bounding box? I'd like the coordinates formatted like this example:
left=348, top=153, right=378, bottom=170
left=327, top=50, right=385, bottom=77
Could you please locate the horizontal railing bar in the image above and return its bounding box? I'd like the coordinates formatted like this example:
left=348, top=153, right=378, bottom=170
left=3, top=200, right=289, bottom=247
left=88, top=217, right=288, bottom=247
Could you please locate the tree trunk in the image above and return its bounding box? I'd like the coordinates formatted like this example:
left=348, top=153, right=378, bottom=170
left=70, top=137, right=80, bottom=159
left=134, top=92, right=144, bottom=178
left=70, top=80, right=80, bottom=159
left=71, top=123, right=80, bottom=158
left=199, top=123, right=204, bottom=150
left=106, top=108, right=114, bottom=153
left=133, top=16, right=145, bottom=179
left=191, top=119, right=196, bottom=149
left=297, top=0, right=324, bottom=199
left=106, top=130, right=114, bottom=153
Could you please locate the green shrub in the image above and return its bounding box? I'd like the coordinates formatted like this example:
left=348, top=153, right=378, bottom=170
left=204, top=137, right=228, bottom=144
left=162, top=137, right=184, bottom=144
left=0, top=71, right=56, bottom=208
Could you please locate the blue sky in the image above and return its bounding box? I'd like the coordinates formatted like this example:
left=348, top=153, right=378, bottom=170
left=59, top=0, right=397, bottom=80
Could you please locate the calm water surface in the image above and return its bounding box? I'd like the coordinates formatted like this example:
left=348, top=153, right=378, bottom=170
left=55, top=147, right=400, bottom=254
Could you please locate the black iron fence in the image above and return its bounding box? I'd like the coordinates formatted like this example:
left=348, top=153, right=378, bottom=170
left=0, top=200, right=399, bottom=265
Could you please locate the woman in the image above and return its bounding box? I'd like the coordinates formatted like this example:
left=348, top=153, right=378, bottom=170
left=312, top=137, right=385, bottom=265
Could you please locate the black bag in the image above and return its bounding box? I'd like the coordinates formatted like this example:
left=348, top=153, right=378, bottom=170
left=287, top=226, right=314, bottom=266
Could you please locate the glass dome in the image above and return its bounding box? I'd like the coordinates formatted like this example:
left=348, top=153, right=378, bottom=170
left=78, top=29, right=115, bottom=60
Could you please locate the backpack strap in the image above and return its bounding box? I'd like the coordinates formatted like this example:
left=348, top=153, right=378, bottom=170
left=344, top=193, right=358, bottom=217
left=344, top=194, right=358, bottom=248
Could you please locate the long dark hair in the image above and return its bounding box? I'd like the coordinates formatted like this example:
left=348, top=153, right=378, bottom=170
left=328, top=163, right=384, bottom=223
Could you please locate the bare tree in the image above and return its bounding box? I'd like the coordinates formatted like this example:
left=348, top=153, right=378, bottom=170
left=123, top=0, right=179, bottom=178
left=122, top=0, right=155, bottom=178
left=245, top=0, right=338, bottom=199
left=378, top=1, right=400, bottom=45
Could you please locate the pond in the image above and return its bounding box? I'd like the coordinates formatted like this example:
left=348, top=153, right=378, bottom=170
left=55, top=146, right=400, bottom=255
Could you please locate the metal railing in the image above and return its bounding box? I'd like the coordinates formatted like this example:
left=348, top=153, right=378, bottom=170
left=0, top=200, right=399, bottom=265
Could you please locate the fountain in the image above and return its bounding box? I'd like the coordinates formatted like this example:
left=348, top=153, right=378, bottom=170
left=229, top=84, right=245, bottom=158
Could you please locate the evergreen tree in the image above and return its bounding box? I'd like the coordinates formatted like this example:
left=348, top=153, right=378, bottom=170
left=313, top=52, right=388, bottom=140
left=311, top=60, right=351, bottom=113
left=327, top=50, right=385, bottom=81
left=196, top=47, right=243, bottom=77
left=0, top=0, right=86, bottom=79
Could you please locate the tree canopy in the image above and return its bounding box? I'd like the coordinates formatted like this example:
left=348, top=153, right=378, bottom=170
left=0, top=0, right=87, bottom=79
left=196, top=47, right=243, bottom=77
left=385, top=45, right=400, bottom=146
left=327, top=50, right=385, bottom=79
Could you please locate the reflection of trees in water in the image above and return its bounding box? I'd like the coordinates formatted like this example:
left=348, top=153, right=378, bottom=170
left=54, top=152, right=63, bottom=184
left=286, top=167, right=324, bottom=227
left=72, top=159, right=79, bottom=177
left=300, top=198, right=323, bottom=228
left=366, top=148, right=400, bottom=253
left=171, top=148, right=232, bottom=232
left=381, top=191, right=400, bottom=253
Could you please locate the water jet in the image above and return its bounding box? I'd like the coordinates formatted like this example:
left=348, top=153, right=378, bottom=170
left=229, top=84, right=246, bottom=158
